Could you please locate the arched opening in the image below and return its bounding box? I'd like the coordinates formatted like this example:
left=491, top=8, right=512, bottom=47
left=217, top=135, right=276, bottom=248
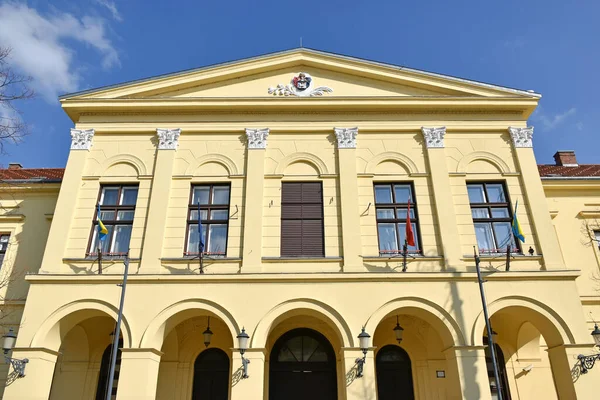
left=95, top=337, right=123, bottom=400
left=376, top=345, right=415, bottom=400
left=483, top=336, right=511, bottom=400
left=269, top=328, right=337, bottom=400
left=192, top=348, right=230, bottom=400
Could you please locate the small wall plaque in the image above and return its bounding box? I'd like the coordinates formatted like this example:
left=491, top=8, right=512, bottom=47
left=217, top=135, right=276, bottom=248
left=436, top=370, right=446, bottom=378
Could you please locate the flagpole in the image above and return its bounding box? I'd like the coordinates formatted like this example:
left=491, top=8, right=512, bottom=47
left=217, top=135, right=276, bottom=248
left=106, top=252, right=130, bottom=400
left=198, top=236, right=204, bottom=274
left=474, top=246, right=503, bottom=400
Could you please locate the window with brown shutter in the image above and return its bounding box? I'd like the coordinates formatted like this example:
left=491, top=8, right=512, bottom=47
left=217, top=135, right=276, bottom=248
left=281, top=182, right=324, bottom=257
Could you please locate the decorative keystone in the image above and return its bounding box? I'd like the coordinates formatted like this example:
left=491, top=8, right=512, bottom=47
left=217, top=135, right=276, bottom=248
left=245, top=128, right=269, bottom=149
left=334, top=127, right=358, bottom=149
left=70, top=129, right=95, bottom=150
left=157, top=128, right=181, bottom=150
left=509, top=126, right=534, bottom=148
left=421, top=127, right=446, bottom=148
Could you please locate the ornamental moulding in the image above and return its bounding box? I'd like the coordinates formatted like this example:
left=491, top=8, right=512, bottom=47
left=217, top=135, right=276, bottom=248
left=334, top=127, right=358, bottom=149
left=70, top=129, right=95, bottom=150
left=156, top=128, right=181, bottom=150
left=268, top=72, right=333, bottom=97
left=421, top=127, right=446, bottom=148
left=509, top=126, right=534, bottom=148
left=245, top=128, right=269, bottom=149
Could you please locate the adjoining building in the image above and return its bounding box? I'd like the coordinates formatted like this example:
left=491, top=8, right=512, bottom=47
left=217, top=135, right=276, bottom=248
left=1, top=49, right=599, bottom=400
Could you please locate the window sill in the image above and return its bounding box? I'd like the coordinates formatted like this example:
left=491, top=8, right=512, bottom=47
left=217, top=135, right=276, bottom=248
left=462, top=254, right=543, bottom=261
left=160, top=257, right=241, bottom=264
left=262, top=257, right=343, bottom=263
left=63, top=257, right=141, bottom=263
left=362, top=255, right=443, bottom=261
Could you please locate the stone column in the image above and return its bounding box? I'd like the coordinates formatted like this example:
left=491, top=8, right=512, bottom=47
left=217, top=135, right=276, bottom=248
left=444, top=346, right=492, bottom=400
left=139, top=128, right=179, bottom=272
left=334, top=127, right=363, bottom=271
left=509, top=127, right=564, bottom=269
left=241, top=128, right=268, bottom=273
left=342, top=348, right=377, bottom=400
left=230, top=349, right=266, bottom=400
left=41, top=129, right=94, bottom=272
left=421, top=127, right=463, bottom=269
left=115, top=348, right=162, bottom=400
left=2, top=348, right=59, bottom=399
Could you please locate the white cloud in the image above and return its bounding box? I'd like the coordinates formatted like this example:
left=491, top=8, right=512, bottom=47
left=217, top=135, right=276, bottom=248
left=576, top=122, right=584, bottom=131
left=0, top=2, right=120, bottom=102
left=531, top=106, right=577, bottom=130
left=94, top=0, right=123, bottom=22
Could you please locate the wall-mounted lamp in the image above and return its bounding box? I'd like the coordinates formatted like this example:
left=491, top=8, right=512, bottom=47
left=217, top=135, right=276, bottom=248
left=203, top=317, right=213, bottom=348
left=393, top=316, right=404, bottom=344
left=577, top=324, right=600, bottom=374
left=2, top=329, right=28, bottom=378
left=355, top=327, right=371, bottom=378
left=237, top=328, right=250, bottom=378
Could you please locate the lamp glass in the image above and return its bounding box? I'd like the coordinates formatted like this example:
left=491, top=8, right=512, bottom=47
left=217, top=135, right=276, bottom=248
left=2, top=328, right=16, bottom=353
left=592, top=324, right=600, bottom=347
left=203, top=327, right=213, bottom=348
left=357, top=328, right=371, bottom=351
left=237, top=328, right=249, bottom=351
left=393, top=323, right=404, bottom=343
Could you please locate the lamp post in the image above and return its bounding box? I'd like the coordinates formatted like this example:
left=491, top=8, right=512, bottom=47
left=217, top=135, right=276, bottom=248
left=237, top=328, right=250, bottom=378
left=393, top=316, right=404, bottom=344
left=576, top=324, right=600, bottom=374
left=355, top=327, right=371, bottom=378
left=203, top=317, right=213, bottom=348
left=2, top=328, right=28, bottom=378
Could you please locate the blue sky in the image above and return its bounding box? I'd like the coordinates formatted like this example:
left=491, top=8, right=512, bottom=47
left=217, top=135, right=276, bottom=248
left=0, top=0, right=598, bottom=168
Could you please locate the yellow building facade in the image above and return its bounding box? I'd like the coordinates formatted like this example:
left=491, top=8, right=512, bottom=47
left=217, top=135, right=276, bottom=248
left=1, top=49, right=599, bottom=399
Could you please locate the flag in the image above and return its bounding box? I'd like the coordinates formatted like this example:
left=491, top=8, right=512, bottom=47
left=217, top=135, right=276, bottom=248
left=406, top=201, right=415, bottom=247
left=512, top=200, right=525, bottom=243
left=197, top=201, right=205, bottom=252
left=97, top=204, right=108, bottom=241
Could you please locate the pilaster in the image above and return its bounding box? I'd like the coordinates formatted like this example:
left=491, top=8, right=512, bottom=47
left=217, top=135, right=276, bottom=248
left=230, top=350, right=266, bottom=400
left=508, top=126, right=564, bottom=269
left=547, top=344, right=598, bottom=399
left=334, top=127, right=363, bottom=271
left=115, top=348, right=162, bottom=400
left=41, top=129, right=94, bottom=272
left=342, top=348, right=377, bottom=400
left=444, top=346, right=492, bottom=400
left=2, top=348, right=59, bottom=400
left=421, top=127, right=463, bottom=269
left=140, top=128, right=179, bottom=272
left=241, top=128, right=268, bottom=272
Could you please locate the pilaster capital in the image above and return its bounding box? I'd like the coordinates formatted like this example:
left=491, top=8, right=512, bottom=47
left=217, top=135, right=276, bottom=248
left=245, top=128, right=269, bottom=149
left=70, top=128, right=94, bottom=150
left=421, top=126, right=446, bottom=148
left=334, top=127, right=358, bottom=149
left=508, top=126, right=534, bottom=148
left=156, top=128, right=181, bottom=150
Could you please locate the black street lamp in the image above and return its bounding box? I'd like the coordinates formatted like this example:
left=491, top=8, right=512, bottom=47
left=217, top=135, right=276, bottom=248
left=2, top=328, right=28, bottom=378
left=577, top=324, right=600, bottom=374
left=393, top=316, right=404, bottom=344
left=237, top=328, right=250, bottom=379
left=355, top=327, right=371, bottom=378
left=203, top=317, right=213, bottom=348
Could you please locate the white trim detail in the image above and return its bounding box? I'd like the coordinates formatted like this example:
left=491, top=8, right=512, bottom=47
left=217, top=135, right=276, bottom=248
left=421, top=127, right=446, bottom=148
left=70, top=129, right=95, bottom=150
left=509, top=126, right=534, bottom=148
left=334, top=127, right=358, bottom=149
left=246, top=128, right=269, bottom=149
left=156, top=128, right=181, bottom=150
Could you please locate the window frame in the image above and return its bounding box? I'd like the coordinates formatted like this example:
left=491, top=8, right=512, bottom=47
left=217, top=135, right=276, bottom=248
left=184, top=183, right=231, bottom=257
left=467, top=181, right=520, bottom=254
left=87, top=185, right=139, bottom=257
left=373, top=182, right=422, bottom=255
left=0, top=233, right=10, bottom=269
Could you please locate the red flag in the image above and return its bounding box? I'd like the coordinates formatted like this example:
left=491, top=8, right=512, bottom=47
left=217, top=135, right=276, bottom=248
left=406, top=201, right=415, bottom=247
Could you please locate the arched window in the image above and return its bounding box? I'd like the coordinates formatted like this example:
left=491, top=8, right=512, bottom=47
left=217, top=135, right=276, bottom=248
left=95, top=338, right=122, bottom=400
left=192, top=348, right=230, bottom=400
left=376, top=345, right=415, bottom=400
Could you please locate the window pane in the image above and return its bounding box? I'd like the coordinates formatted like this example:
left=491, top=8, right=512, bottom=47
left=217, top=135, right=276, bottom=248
left=208, top=224, right=227, bottom=254
left=92, top=225, right=114, bottom=254
left=0, top=235, right=8, bottom=252
left=187, top=224, right=205, bottom=253
left=99, top=211, right=115, bottom=221
left=486, top=184, right=506, bottom=203
left=101, top=188, right=119, bottom=205
left=117, top=211, right=135, bottom=221
left=190, top=209, right=208, bottom=221
left=474, top=223, right=494, bottom=252
left=467, top=185, right=486, bottom=203
left=378, top=223, right=398, bottom=253
left=374, top=185, right=393, bottom=204
left=471, top=209, right=489, bottom=218
left=396, top=208, right=415, bottom=219
left=210, top=210, right=228, bottom=220
left=491, top=208, right=510, bottom=218
left=192, top=187, right=210, bottom=205
left=120, top=187, right=138, bottom=205
left=112, top=225, right=132, bottom=254
left=376, top=209, right=395, bottom=219
left=595, top=231, right=600, bottom=250
left=398, top=223, right=419, bottom=252
left=493, top=222, right=515, bottom=251
left=394, top=185, right=412, bottom=203
left=212, top=187, right=230, bottom=205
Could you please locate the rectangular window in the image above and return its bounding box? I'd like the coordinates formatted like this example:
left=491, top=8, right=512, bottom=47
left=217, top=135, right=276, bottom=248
left=467, top=182, right=518, bottom=254
left=0, top=234, right=10, bottom=268
left=594, top=231, right=600, bottom=250
left=186, top=184, right=230, bottom=257
left=374, top=183, right=420, bottom=255
left=88, top=186, right=139, bottom=256
left=281, top=182, right=324, bottom=257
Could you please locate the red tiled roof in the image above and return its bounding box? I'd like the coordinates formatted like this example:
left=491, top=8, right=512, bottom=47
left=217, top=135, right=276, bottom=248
left=538, top=164, right=600, bottom=178
left=0, top=168, right=65, bottom=182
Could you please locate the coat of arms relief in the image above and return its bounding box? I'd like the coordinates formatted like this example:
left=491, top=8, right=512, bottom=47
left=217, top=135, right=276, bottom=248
left=268, top=72, right=333, bottom=97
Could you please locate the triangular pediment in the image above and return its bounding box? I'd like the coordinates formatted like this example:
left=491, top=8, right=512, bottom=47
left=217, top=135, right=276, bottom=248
left=61, top=49, right=539, bottom=101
